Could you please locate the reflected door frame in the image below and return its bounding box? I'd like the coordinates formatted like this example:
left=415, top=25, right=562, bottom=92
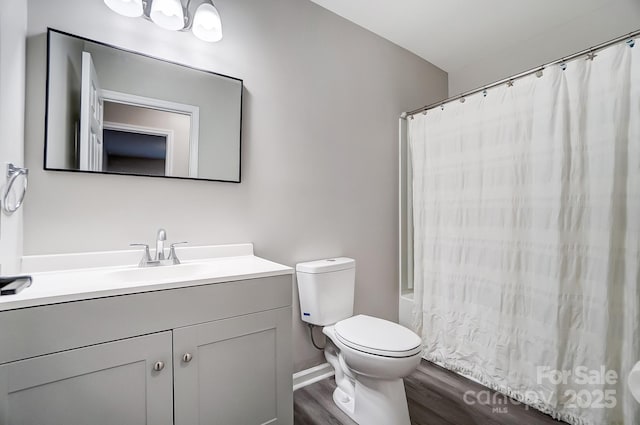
left=101, top=90, right=200, bottom=178
left=79, top=52, right=104, bottom=172
left=103, top=122, right=174, bottom=176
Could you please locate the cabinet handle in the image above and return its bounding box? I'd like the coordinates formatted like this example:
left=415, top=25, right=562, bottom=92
left=153, top=361, right=165, bottom=372
left=182, top=353, right=193, bottom=363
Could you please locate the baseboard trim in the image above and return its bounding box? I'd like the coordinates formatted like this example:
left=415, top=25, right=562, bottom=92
left=293, top=362, right=335, bottom=391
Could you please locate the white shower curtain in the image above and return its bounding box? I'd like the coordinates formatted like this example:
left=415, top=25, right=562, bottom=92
left=409, top=41, right=639, bottom=425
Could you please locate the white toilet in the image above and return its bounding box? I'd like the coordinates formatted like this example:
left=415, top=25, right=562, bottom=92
left=296, top=257, right=423, bottom=425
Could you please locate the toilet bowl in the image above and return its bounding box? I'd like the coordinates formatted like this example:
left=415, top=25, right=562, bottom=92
left=323, top=315, right=422, bottom=425
left=296, top=258, right=423, bottom=425
left=329, top=315, right=423, bottom=378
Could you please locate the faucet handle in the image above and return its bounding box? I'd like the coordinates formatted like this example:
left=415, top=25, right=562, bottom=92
left=168, top=242, right=188, bottom=264
left=130, top=243, right=150, bottom=251
left=130, top=243, right=152, bottom=265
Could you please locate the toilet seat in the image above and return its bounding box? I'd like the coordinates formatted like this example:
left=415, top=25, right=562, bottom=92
left=334, top=315, right=422, bottom=358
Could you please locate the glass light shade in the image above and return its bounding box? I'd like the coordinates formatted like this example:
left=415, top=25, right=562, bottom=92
left=104, top=0, right=143, bottom=18
left=150, top=0, right=185, bottom=31
left=192, top=3, right=223, bottom=42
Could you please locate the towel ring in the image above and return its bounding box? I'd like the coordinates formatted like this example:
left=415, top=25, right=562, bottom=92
left=2, top=163, right=28, bottom=215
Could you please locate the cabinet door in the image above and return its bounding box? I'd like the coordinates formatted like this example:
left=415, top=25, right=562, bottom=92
left=174, top=308, right=293, bottom=425
left=0, top=331, right=173, bottom=425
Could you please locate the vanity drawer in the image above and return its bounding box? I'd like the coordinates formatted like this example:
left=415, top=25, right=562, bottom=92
left=0, top=275, right=291, bottom=365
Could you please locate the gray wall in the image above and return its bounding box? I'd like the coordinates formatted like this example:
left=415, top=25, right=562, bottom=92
left=448, top=0, right=640, bottom=94
left=25, top=0, right=447, bottom=371
left=0, top=0, right=27, bottom=275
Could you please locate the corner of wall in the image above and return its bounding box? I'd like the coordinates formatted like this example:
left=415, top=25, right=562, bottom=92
left=0, top=0, right=28, bottom=274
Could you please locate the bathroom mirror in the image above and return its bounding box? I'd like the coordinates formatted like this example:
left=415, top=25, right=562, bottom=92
left=44, top=29, right=242, bottom=182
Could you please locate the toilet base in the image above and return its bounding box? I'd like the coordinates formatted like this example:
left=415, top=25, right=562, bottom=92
left=332, top=376, right=411, bottom=425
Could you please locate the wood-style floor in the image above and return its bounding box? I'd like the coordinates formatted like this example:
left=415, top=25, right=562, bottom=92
left=294, top=359, right=567, bottom=425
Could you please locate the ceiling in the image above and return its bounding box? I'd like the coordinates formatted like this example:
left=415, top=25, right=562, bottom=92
left=310, top=0, right=640, bottom=77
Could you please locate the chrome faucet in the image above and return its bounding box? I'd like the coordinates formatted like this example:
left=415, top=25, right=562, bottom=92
left=130, top=229, right=187, bottom=267
left=156, top=229, right=167, bottom=261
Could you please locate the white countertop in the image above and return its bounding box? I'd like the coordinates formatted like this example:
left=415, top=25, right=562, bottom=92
left=0, top=245, right=293, bottom=311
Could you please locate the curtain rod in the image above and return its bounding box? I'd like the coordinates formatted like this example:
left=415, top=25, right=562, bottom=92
left=402, top=29, right=640, bottom=119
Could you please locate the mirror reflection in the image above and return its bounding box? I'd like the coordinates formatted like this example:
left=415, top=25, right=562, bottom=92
left=45, top=29, right=243, bottom=182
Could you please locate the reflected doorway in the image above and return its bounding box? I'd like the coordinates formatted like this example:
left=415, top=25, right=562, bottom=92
left=103, top=129, right=167, bottom=176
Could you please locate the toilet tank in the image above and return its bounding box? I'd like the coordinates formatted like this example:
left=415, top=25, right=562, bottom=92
left=296, top=258, right=355, bottom=326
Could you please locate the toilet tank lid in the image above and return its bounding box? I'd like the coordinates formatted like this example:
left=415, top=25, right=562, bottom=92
left=296, top=257, right=355, bottom=274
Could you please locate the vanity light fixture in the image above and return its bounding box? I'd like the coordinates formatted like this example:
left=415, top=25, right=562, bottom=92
left=192, top=2, right=223, bottom=42
left=104, top=0, right=223, bottom=42
left=104, top=0, right=144, bottom=17
left=150, top=0, right=185, bottom=31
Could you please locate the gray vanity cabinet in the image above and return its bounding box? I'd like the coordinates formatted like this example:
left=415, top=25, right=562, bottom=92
left=0, top=332, right=174, bottom=425
left=173, top=308, right=292, bottom=425
left=0, top=274, right=293, bottom=425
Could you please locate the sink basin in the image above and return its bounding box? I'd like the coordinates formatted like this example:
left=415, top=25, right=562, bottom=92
left=107, top=262, right=210, bottom=283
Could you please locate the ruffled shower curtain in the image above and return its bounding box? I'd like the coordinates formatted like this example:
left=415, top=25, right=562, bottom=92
left=408, top=41, right=639, bottom=425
